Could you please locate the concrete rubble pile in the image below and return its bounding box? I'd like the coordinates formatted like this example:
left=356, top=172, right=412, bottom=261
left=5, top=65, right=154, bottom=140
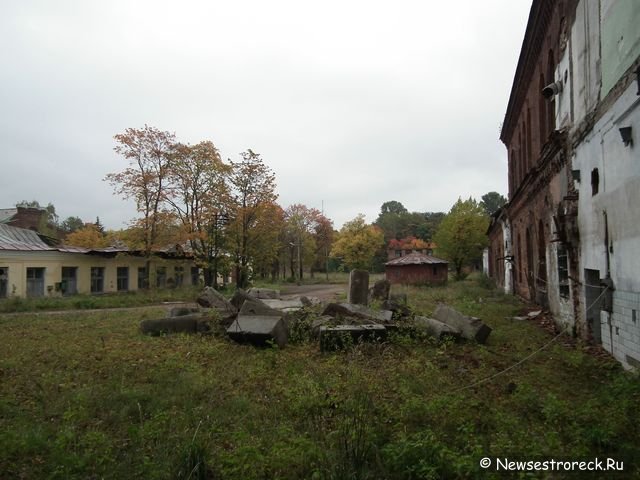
left=140, top=272, right=493, bottom=349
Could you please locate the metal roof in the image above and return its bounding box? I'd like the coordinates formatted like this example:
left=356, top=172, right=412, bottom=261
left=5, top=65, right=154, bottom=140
left=0, top=224, right=55, bottom=251
left=385, top=252, right=448, bottom=266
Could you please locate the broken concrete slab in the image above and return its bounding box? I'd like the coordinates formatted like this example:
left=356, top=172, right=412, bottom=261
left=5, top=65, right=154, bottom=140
left=169, top=306, right=200, bottom=317
left=311, top=316, right=334, bottom=337
left=140, top=314, right=212, bottom=336
left=433, top=304, right=492, bottom=344
left=227, top=315, right=287, bottom=347
left=319, top=324, right=387, bottom=351
left=321, top=303, right=393, bottom=324
left=369, top=279, right=391, bottom=303
left=239, top=298, right=283, bottom=317
left=262, top=298, right=305, bottom=312
left=230, top=289, right=258, bottom=311
left=196, top=287, right=237, bottom=318
left=414, top=316, right=461, bottom=341
left=247, top=287, right=280, bottom=300
left=528, top=310, right=543, bottom=318
left=348, top=269, right=369, bottom=305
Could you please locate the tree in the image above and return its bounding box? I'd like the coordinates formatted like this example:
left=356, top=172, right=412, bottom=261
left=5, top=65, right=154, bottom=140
left=480, top=191, right=507, bottom=216
left=284, top=204, right=323, bottom=281
left=61, top=216, right=84, bottom=233
left=331, top=214, right=384, bottom=271
left=95, top=217, right=105, bottom=235
left=380, top=200, right=408, bottom=215
left=165, top=140, right=232, bottom=287
left=65, top=224, right=109, bottom=248
left=433, top=197, right=489, bottom=280
left=228, top=150, right=278, bottom=288
left=106, top=125, right=176, bottom=283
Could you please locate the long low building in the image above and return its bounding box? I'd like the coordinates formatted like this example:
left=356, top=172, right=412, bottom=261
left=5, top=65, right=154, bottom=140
left=0, top=223, right=199, bottom=298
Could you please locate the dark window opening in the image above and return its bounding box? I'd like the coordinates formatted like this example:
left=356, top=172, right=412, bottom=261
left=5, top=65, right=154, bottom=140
left=117, top=267, right=129, bottom=291
left=90, top=267, right=104, bottom=293
left=156, top=267, right=167, bottom=288
left=191, top=267, right=200, bottom=286
left=591, top=168, right=599, bottom=195
left=61, top=267, right=78, bottom=296
left=0, top=267, right=8, bottom=298
left=138, top=267, right=149, bottom=289
left=174, top=266, right=184, bottom=287
left=26, top=267, right=45, bottom=298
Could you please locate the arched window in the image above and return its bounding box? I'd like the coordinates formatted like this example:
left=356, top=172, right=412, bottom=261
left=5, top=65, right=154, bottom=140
left=537, top=220, right=547, bottom=285
left=538, top=73, right=547, bottom=151
left=546, top=50, right=556, bottom=133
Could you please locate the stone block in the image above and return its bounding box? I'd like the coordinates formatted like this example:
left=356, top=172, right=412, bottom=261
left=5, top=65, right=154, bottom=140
left=140, top=314, right=211, bottom=336
left=262, top=298, right=305, bottom=312
left=369, top=279, right=391, bottom=303
left=433, top=304, right=492, bottom=344
left=227, top=315, right=287, bottom=347
left=348, top=269, right=369, bottom=305
left=239, top=298, right=283, bottom=317
left=169, top=306, right=200, bottom=317
left=321, top=303, right=393, bottom=323
left=319, top=324, right=387, bottom=351
left=230, top=289, right=258, bottom=310
left=196, top=287, right=237, bottom=318
left=247, top=288, right=280, bottom=299
left=413, top=316, right=461, bottom=341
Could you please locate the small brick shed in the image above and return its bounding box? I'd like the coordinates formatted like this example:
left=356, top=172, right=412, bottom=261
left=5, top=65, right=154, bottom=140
left=385, top=252, right=448, bottom=285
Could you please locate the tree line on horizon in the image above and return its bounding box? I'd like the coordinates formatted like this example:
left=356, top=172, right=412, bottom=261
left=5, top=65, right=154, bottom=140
left=15, top=126, right=506, bottom=285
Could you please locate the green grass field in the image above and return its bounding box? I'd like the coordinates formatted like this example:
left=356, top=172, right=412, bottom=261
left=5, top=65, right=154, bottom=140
left=1, top=277, right=638, bottom=479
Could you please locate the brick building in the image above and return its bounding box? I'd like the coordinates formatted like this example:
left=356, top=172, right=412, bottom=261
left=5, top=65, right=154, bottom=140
left=489, top=0, right=640, bottom=369
left=385, top=252, right=448, bottom=286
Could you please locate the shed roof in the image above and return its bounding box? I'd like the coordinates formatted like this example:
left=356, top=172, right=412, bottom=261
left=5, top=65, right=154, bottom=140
left=0, top=224, right=54, bottom=251
left=0, top=208, right=17, bottom=223
left=385, top=252, right=448, bottom=266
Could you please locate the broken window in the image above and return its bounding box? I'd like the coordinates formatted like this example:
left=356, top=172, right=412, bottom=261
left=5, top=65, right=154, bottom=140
left=175, top=266, right=184, bottom=287
left=557, top=247, right=569, bottom=298
left=90, top=267, right=104, bottom=293
left=117, top=267, right=129, bottom=292
left=591, top=168, right=599, bottom=196
left=138, top=267, right=149, bottom=289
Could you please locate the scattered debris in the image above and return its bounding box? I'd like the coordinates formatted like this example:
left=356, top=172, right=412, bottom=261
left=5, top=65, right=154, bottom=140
left=433, top=304, right=492, bottom=344
left=413, top=315, right=461, bottom=341
left=246, top=288, right=280, bottom=300
left=322, top=302, right=393, bottom=324
left=528, top=310, right=543, bottom=318
left=227, top=315, right=287, bottom=347
left=369, top=279, right=391, bottom=303
left=230, top=289, right=257, bottom=310
left=319, top=324, right=387, bottom=351
left=169, top=306, right=199, bottom=318
left=262, top=298, right=305, bottom=312
left=196, top=287, right=237, bottom=321
left=239, top=298, right=283, bottom=317
left=140, top=314, right=212, bottom=336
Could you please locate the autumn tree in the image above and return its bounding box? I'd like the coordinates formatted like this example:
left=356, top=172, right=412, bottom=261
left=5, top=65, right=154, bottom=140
left=65, top=224, right=109, bottom=248
left=106, top=125, right=176, bottom=261
left=247, top=202, right=285, bottom=281
left=433, top=197, right=489, bottom=280
left=284, top=204, right=323, bottom=280
left=331, top=214, right=384, bottom=271
left=228, top=150, right=278, bottom=288
left=165, top=141, right=232, bottom=287
left=312, top=214, right=335, bottom=279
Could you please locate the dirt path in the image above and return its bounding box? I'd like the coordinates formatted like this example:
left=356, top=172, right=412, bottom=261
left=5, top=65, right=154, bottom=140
left=280, top=283, right=346, bottom=302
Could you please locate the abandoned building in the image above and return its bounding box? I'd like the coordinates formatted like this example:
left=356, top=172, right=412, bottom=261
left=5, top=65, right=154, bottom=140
left=488, top=0, right=640, bottom=369
left=387, top=237, right=436, bottom=261
left=0, top=223, right=200, bottom=298
left=385, top=252, right=448, bottom=286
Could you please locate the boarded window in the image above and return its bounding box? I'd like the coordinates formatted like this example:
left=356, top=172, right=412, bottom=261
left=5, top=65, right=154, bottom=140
left=90, top=267, right=104, bottom=293
left=117, top=267, right=129, bottom=291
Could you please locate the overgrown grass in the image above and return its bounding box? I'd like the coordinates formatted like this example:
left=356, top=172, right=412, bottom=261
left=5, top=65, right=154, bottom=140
left=1, top=278, right=638, bottom=479
left=0, top=286, right=203, bottom=313
left=252, top=271, right=385, bottom=288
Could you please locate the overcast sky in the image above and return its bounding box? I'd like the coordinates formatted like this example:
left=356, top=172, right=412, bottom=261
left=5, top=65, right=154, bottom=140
left=0, top=0, right=531, bottom=230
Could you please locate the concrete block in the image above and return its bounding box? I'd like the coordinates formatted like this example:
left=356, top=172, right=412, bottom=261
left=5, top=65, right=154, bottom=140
left=321, top=302, right=393, bottom=323
left=169, top=306, right=199, bottom=317
left=319, top=324, right=387, bottom=351
left=196, top=287, right=237, bottom=318
left=348, top=269, right=369, bottom=305
left=239, top=298, right=283, bottom=317
left=369, top=279, right=391, bottom=303
left=247, top=288, right=280, bottom=299
left=230, top=289, right=258, bottom=310
left=413, top=316, right=461, bottom=341
left=262, top=298, right=305, bottom=311
left=433, top=304, right=492, bottom=344
left=141, top=314, right=211, bottom=336
left=227, top=315, right=287, bottom=347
